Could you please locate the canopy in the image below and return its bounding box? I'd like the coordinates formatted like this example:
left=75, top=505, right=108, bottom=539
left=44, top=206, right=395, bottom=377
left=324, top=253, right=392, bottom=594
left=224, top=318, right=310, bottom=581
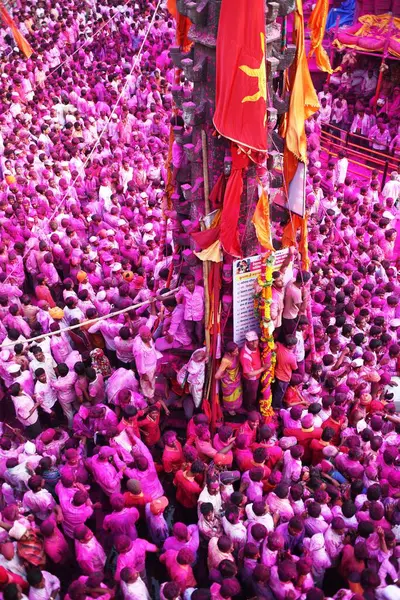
left=334, top=14, right=400, bottom=58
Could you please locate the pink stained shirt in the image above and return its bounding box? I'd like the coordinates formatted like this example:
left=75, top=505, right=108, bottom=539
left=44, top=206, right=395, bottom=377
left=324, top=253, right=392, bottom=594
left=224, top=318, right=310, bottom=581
left=86, top=455, right=123, bottom=496
left=75, top=535, right=106, bottom=575
left=160, top=549, right=197, bottom=592
left=61, top=498, right=93, bottom=539
left=51, top=371, right=77, bottom=404
left=22, top=489, right=56, bottom=521
left=115, top=539, right=158, bottom=581
left=103, top=507, right=139, bottom=541
left=50, top=335, right=73, bottom=364
left=42, top=521, right=70, bottom=565
left=132, top=337, right=160, bottom=376
left=176, top=285, right=204, bottom=322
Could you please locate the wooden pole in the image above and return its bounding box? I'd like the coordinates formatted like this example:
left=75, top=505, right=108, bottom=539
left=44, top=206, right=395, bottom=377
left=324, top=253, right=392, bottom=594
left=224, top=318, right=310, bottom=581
left=201, top=128, right=220, bottom=431
left=201, top=128, right=211, bottom=373
left=201, top=128, right=211, bottom=357
left=372, top=15, right=394, bottom=112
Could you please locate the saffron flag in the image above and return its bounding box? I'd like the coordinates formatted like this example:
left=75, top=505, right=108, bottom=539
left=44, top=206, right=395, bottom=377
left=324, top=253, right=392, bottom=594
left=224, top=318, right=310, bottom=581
left=252, top=187, right=273, bottom=251
left=167, top=0, right=192, bottom=52
left=0, top=2, right=33, bottom=59
left=213, top=0, right=267, bottom=153
left=281, top=0, right=319, bottom=185
left=308, top=0, right=333, bottom=73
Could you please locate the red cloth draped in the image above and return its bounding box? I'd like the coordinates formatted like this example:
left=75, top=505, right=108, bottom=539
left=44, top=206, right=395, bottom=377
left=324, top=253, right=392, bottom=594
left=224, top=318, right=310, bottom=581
left=209, top=174, right=227, bottom=210
left=220, top=145, right=249, bottom=258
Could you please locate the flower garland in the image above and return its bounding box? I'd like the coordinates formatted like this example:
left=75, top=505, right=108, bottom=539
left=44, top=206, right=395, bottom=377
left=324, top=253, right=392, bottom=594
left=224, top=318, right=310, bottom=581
left=254, top=251, right=275, bottom=420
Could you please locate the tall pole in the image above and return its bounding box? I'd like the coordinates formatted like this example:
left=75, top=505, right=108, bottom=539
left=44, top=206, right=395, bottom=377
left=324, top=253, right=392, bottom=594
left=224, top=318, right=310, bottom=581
left=372, top=14, right=394, bottom=111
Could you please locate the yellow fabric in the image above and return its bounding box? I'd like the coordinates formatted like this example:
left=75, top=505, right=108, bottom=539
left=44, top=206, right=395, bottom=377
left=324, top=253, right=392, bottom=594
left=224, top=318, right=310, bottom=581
left=252, top=187, right=273, bottom=251
left=334, top=14, right=400, bottom=58
left=280, top=0, right=319, bottom=185
left=308, top=0, right=333, bottom=73
left=194, top=240, right=222, bottom=263
left=300, top=216, right=310, bottom=270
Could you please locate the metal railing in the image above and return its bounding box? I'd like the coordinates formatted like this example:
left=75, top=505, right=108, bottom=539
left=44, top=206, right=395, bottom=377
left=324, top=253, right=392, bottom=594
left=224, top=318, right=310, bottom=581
left=319, top=123, right=400, bottom=186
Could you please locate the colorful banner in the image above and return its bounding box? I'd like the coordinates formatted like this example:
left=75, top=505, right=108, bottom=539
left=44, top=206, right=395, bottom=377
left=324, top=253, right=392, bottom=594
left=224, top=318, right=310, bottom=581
left=213, top=0, right=267, bottom=153
left=334, top=14, right=400, bottom=58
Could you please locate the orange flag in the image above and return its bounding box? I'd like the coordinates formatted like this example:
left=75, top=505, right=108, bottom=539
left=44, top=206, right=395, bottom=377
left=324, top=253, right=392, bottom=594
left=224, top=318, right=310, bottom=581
left=281, top=214, right=310, bottom=270
left=300, top=216, right=310, bottom=270
left=281, top=0, right=319, bottom=185
left=282, top=214, right=302, bottom=248
left=167, top=0, right=192, bottom=52
left=308, top=0, right=333, bottom=73
left=252, top=187, right=273, bottom=251
left=213, top=0, right=267, bottom=153
left=0, top=2, right=33, bottom=59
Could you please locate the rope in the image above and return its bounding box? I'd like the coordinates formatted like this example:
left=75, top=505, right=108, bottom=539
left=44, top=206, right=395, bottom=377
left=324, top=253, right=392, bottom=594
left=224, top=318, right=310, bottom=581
left=0, top=286, right=180, bottom=349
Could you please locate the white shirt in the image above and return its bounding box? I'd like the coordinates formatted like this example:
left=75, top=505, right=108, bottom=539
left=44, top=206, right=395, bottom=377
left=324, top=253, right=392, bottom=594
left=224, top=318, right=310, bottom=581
left=34, top=379, right=58, bottom=413
left=121, top=576, right=150, bottom=600
left=295, top=331, right=305, bottom=362
left=28, top=571, right=60, bottom=600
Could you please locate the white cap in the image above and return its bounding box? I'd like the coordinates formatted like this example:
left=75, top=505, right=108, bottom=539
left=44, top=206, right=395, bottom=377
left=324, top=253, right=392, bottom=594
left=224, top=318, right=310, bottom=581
left=112, top=263, right=122, bottom=272
left=89, top=236, right=97, bottom=243
left=245, top=330, right=259, bottom=342
left=97, top=291, right=106, bottom=301
left=390, top=319, right=400, bottom=328
left=352, top=358, right=364, bottom=368
left=106, top=229, right=115, bottom=236
left=9, top=523, right=28, bottom=540
left=143, top=223, right=153, bottom=232
left=7, top=364, right=20, bottom=374
left=24, top=441, right=36, bottom=455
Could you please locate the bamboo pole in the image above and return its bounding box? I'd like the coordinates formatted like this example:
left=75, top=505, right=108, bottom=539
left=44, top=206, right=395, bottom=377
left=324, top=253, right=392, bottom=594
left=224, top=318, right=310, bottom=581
left=0, top=288, right=180, bottom=350
left=201, top=128, right=218, bottom=428
left=201, top=128, right=211, bottom=360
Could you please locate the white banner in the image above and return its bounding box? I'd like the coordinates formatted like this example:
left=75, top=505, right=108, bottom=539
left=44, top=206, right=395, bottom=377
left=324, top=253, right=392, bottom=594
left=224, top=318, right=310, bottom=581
left=233, top=249, right=292, bottom=346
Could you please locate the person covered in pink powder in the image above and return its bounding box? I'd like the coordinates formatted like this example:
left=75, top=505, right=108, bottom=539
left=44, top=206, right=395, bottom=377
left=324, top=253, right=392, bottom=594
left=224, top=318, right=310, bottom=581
left=73, top=524, right=106, bottom=575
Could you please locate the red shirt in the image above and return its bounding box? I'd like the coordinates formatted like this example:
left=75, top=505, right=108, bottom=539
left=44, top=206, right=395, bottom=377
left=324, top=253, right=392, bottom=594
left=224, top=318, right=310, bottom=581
left=173, top=470, right=201, bottom=508
left=283, top=427, right=323, bottom=464
left=322, top=416, right=345, bottom=445
left=275, top=342, right=298, bottom=382
left=137, top=412, right=160, bottom=446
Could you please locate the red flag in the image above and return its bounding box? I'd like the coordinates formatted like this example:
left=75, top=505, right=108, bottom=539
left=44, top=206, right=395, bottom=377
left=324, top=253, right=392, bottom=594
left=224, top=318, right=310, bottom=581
left=213, top=0, right=267, bottom=153
left=0, top=2, right=33, bottom=59
left=220, top=144, right=249, bottom=258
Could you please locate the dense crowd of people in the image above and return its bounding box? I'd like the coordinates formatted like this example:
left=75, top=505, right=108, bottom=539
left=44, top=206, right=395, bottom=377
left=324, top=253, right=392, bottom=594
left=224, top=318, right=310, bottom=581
left=315, top=70, right=400, bottom=158
left=0, top=1, right=398, bottom=600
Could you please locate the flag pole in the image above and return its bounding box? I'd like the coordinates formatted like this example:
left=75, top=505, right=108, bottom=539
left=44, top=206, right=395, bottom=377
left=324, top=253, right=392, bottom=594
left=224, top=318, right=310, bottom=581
left=372, top=14, right=394, bottom=112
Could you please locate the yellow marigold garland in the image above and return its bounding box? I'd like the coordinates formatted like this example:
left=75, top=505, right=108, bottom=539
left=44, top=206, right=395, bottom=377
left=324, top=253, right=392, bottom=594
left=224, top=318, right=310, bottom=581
left=254, top=251, right=275, bottom=420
